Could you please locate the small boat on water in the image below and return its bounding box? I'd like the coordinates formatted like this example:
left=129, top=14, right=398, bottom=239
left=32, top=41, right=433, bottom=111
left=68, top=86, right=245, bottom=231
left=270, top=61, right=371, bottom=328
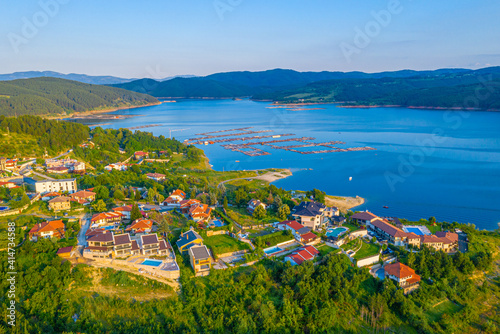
left=349, top=176, right=352, bottom=181
left=383, top=206, right=389, bottom=209
left=235, top=160, right=240, bottom=163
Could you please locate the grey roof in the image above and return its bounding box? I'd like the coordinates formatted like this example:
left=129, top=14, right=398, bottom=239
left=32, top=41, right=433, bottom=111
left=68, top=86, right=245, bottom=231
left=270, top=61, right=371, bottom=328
left=297, top=226, right=312, bottom=235
left=113, top=233, right=131, bottom=245
left=141, top=234, right=159, bottom=245
left=292, top=201, right=326, bottom=217
left=351, top=211, right=378, bottom=221
left=189, top=245, right=211, bottom=260
left=88, top=231, right=114, bottom=243
left=331, top=216, right=346, bottom=223
left=176, top=229, right=203, bottom=249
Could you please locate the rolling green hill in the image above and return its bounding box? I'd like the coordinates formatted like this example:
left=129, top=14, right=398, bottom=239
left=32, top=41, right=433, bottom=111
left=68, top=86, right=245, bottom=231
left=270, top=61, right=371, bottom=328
left=0, top=77, right=159, bottom=116
left=252, top=68, right=500, bottom=110
left=112, top=77, right=257, bottom=98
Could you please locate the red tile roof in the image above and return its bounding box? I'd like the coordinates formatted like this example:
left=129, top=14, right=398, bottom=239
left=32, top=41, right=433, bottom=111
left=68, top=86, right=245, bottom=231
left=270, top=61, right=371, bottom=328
left=125, top=219, right=153, bottom=232
left=29, top=220, right=65, bottom=234
left=301, top=232, right=318, bottom=242
left=384, top=262, right=420, bottom=281
left=57, top=246, right=73, bottom=255
left=91, top=211, right=124, bottom=222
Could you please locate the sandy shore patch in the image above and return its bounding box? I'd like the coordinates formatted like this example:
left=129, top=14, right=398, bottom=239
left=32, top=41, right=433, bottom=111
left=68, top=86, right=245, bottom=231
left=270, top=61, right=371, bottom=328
left=325, top=195, right=364, bottom=213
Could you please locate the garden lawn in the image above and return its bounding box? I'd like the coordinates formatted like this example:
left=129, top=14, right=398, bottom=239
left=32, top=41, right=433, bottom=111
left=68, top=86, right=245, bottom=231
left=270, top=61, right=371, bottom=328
left=425, top=299, right=463, bottom=322
left=203, top=234, right=250, bottom=256
left=317, top=244, right=340, bottom=257
left=353, top=241, right=380, bottom=260
left=255, top=230, right=294, bottom=247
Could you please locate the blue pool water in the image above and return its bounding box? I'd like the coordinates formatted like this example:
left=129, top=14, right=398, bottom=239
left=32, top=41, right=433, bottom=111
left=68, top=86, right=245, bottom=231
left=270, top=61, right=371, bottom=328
left=264, top=246, right=282, bottom=255
left=403, top=226, right=431, bottom=236
left=326, top=227, right=348, bottom=238
left=140, top=259, right=163, bottom=267
left=86, top=99, right=500, bottom=230
left=0, top=206, right=9, bottom=211
left=212, top=219, right=224, bottom=227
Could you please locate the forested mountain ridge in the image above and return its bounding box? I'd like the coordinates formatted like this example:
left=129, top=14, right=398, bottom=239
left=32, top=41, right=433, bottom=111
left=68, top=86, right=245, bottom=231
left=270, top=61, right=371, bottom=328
left=0, top=77, right=159, bottom=116
left=252, top=68, right=500, bottom=110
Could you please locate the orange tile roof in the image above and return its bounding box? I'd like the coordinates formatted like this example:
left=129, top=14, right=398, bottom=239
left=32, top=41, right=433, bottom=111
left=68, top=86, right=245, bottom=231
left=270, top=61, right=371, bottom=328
left=91, top=211, right=124, bottom=222
left=384, top=262, right=420, bottom=281
left=125, top=219, right=153, bottom=232
left=171, top=189, right=186, bottom=198
left=29, top=220, right=65, bottom=234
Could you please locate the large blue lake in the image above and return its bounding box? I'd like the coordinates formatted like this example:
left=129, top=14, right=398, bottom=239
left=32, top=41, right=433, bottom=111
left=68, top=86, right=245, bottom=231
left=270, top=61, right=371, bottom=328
left=95, top=99, right=500, bottom=230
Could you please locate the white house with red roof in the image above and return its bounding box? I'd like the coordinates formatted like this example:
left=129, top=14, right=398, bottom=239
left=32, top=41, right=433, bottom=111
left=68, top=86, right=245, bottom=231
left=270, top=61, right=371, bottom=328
left=189, top=203, right=212, bottom=223
left=112, top=205, right=133, bottom=219
left=0, top=181, right=18, bottom=189
left=28, top=220, right=65, bottom=241
left=284, top=245, right=319, bottom=266
left=384, top=262, right=421, bottom=294
left=91, top=211, right=124, bottom=228
left=247, top=199, right=267, bottom=214
left=163, top=189, right=186, bottom=208
left=180, top=199, right=201, bottom=213
left=125, top=218, right=153, bottom=234
left=276, top=220, right=314, bottom=242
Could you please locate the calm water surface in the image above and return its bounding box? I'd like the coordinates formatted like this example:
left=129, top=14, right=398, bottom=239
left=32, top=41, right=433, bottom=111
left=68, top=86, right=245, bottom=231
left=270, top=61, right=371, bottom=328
left=93, top=99, right=500, bottom=230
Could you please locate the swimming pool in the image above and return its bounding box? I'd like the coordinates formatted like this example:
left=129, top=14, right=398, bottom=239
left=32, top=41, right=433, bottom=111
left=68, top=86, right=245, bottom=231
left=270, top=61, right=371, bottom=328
left=402, top=226, right=431, bottom=236
left=263, top=246, right=282, bottom=255
left=140, top=259, right=163, bottom=267
left=0, top=206, right=9, bottom=211
left=211, top=219, right=225, bottom=227
left=326, top=227, right=348, bottom=238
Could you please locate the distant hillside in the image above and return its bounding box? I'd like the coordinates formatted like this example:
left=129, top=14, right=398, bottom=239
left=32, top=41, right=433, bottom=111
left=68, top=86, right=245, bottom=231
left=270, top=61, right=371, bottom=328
left=204, top=68, right=470, bottom=88
left=0, top=77, right=159, bottom=116
left=0, top=71, right=136, bottom=85
left=112, top=67, right=474, bottom=99
left=112, top=77, right=258, bottom=98
left=252, top=67, right=500, bottom=110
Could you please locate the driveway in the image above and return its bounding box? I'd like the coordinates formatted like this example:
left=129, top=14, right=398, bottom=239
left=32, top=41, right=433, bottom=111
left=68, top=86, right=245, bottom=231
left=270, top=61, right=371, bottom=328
left=77, top=213, right=91, bottom=247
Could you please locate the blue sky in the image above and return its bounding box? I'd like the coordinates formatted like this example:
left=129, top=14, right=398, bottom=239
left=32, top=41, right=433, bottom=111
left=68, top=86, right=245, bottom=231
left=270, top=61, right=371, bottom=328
left=1, top=0, right=499, bottom=78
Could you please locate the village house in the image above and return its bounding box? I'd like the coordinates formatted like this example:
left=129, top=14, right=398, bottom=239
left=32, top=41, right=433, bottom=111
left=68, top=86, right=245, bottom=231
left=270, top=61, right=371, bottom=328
left=2, top=158, right=18, bottom=170
left=277, top=220, right=308, bottom=238
left=300, top=231, right=320, bottom=244
left=0, top=181, right=19, bottom=189
left=189, top=203, right=212, bottom=223
left=56, top=246, right=74, bottom=259
left=189, top=245, right=212, bottom=276
left=176, top=229, right=204, bottom=254
left=125, top=218, right=153, bottom=234
left=163, top=189, right=186, bottom=208
left=113, top=233, right=135, bottom=257
left=25, top=178, right=77, bottom=194
left=284, top=245, right=319, bottom=266
left=84, top=231, right=115, bottom=258
left=0, top=157, right=6, bottom=171
left=104, top=163, right=128, bottom=171
left=48, top=196, right=72, bottom=211
left=384, top=262, right=421, bottom=294
left=134, top=151, right=149, bottom=160
left=112, top=205, right=133, bottom=219
left=70, top=190, right=96, bottom=204
left=180, top=199, right=201, bottom=213
left=29, top=220, right=65, bottom=241
left=247, top=199, right=267, bottom=214
left=146, top=173, right=166, bottom=182
left=47, top=166, right=70, bottom=174
left=291, top=201, right=335, bottom=231
left=368, top=218, right=410, bottom=246
left=91, top=211, right=124, bottom=228
left=140, top=234, right=169, bottom=256
left=351, top=211, right=379, bottom=225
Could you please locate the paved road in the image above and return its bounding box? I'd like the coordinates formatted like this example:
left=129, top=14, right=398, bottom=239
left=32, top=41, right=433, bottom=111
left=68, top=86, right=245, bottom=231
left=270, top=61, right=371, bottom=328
left=77, top=212, right=91, bottom=248
left=458, top=233, right=469, bottom=253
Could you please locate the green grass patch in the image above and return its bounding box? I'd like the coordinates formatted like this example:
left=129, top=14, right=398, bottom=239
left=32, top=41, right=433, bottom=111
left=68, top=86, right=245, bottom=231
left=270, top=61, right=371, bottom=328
left=342, top=223, right=360, bottom=232
left=317, top=244, right=340, bottom=257
left=353, top=241, right=380, bottom=260
left=425, top=299, right=463, bottom=322
left=203, top=233, right=250, bottom=256
left=254, top=230, right=294, bottom=248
